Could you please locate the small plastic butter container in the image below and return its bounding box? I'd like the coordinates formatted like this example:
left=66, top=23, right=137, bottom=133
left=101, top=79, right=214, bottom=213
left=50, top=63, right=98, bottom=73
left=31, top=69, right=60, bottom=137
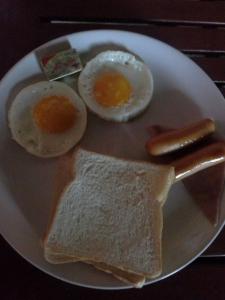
left=40, top=49, right=83, bottom=81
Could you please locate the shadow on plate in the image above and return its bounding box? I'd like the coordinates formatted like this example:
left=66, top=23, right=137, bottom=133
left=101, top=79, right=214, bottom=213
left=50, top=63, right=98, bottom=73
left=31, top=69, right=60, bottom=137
left=79, top=42, right=144, bottom=64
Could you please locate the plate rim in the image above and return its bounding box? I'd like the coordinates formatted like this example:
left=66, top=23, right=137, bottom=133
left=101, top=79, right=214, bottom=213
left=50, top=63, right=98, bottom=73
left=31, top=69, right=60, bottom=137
left=1, top=28, right=225, bottom=290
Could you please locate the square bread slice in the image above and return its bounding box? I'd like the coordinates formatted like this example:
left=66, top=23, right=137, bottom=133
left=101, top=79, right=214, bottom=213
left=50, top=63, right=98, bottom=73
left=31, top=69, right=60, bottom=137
left=44, top=148, right=174, bottom=285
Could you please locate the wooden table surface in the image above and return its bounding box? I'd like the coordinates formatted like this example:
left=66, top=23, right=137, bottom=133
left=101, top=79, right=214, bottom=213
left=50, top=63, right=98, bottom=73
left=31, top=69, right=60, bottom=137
left=1, top=1, right=225, bottom=299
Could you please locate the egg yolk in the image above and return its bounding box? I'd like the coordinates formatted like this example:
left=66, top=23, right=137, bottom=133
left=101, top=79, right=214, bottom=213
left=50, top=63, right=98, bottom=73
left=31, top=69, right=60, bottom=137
left=93, top=72, right=132, bottom=107
left=33, top=95, right=76, bottom=134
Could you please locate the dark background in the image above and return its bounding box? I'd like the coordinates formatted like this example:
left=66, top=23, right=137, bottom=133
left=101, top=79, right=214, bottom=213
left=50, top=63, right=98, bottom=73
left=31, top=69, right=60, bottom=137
left=1, top=1, right=225, bottom=299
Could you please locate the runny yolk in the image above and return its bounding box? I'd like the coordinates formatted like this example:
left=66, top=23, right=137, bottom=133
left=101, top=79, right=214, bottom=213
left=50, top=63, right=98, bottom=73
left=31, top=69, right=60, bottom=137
left=93, top=72, right=132, bottom=107
left=33, top=95, right=76, bottom=134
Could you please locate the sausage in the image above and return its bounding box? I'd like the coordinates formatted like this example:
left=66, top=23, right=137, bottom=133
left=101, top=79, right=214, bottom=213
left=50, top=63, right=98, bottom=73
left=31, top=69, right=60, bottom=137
left=173, top=142, right=225, bottom=182
left=146, top=118, right=215, bottom=156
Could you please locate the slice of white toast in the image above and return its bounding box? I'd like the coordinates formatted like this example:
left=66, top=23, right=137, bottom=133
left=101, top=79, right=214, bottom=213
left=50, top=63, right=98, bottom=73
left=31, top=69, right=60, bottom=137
left=44, top=148, right=174, bottom=286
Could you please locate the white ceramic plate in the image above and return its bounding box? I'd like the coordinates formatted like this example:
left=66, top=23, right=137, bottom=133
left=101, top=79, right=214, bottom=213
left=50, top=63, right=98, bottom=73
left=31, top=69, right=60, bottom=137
left=1, top=30, right=225, bottom=290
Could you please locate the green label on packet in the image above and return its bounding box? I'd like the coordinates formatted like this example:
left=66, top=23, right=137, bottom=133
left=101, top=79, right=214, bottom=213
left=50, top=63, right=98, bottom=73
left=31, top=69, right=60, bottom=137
left=41, top=49, right=83, bottom=81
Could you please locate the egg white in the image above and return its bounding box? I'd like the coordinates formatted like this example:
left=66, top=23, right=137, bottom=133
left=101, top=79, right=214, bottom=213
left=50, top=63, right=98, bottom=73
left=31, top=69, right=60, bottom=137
left=8, top=81, right=87, bottom=158
left=78, top=51, right=154, bottom=122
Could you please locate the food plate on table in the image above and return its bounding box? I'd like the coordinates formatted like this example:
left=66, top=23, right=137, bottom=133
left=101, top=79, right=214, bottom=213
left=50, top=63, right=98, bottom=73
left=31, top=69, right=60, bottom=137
left=1, top=29, right=225, bottom=289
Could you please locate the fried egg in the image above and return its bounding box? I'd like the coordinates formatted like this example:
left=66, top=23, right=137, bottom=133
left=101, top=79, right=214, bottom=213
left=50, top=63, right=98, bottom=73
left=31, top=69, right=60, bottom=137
left=8, top=81, right=87, bottom=158
left=78, top=51, right=154, bottom=122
